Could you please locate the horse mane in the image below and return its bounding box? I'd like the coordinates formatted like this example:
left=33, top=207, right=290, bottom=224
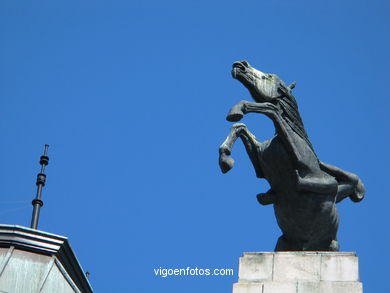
left=277, top=90, right=318, bottom=158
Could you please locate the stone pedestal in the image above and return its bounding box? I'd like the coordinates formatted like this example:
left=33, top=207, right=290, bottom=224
left=233, top=252, right=362, bottom=293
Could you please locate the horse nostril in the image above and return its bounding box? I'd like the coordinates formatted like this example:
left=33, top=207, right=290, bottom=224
left=242, top=60, right=249, bottom=67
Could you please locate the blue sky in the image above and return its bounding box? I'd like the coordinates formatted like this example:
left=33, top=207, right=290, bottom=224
left=0, top=0, right=389, bottom=292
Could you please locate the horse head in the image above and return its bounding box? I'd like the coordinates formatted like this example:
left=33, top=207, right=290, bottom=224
left=232, top=60, right=296, bottom=103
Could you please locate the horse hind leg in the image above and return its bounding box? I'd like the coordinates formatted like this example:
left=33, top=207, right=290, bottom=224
left=275, top=235, right=339, bottom=251
left=275, top=235, right=301, bottom=251
left=320, top=162, right=365, bottom=203
left=335, top=181, right=364, bottom=203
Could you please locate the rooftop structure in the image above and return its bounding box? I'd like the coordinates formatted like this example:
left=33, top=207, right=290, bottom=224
left=0, top=224, right=93, bottom=293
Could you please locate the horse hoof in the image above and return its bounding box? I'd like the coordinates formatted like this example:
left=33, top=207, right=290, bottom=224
left=219, top=156, right=234, bottom=173
left=226, top=112, right=243, bottom=122
left=350, top=179, right=365, bottom=202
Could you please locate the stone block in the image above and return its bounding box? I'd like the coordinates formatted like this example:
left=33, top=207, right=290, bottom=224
left=297, top=281, right=362, bottom=293
left=263, top=281, right=297, bottom=293
left=273, top=252, right=321, bottom=281
left=318, top=281, right=363, bottom=293
left=320, top=253, right=359, bottom=281
left=238, top=253, right=274, bottom=282
left=297, top=281, right=320, bottom=292
left=232, top=282, right=263, bottom=293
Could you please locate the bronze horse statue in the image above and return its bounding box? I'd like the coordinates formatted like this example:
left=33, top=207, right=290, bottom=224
left=219, top=61, right=364, bottom=251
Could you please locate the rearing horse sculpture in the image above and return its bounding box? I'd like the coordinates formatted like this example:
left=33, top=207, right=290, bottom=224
left=219, top=60, right=364, bottom=251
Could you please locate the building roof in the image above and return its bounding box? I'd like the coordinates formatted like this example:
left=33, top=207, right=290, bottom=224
left=0, top=224, right=93, bottom=293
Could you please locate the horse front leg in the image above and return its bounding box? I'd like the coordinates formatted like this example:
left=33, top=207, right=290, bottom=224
left=219, top=123, right=275, bottom=205
left=226, top=101, right=247, bottom=122
left=219, top=123, right=246, bottom=173
left=219, top=123, right=263, bottom=174
left=226, top=100, right=278, bottom=122
left=226, top=100, right=303, bottom=166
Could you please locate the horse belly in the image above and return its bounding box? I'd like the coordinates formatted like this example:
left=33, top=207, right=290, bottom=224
left=260, top=137, right=296, bottom=190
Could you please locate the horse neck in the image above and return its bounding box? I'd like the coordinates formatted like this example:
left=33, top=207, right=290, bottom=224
left=278, top=96, right=318, bottom=158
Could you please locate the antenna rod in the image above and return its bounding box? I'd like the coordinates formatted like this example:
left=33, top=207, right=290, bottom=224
left=30, top=144, right=49, bottom=229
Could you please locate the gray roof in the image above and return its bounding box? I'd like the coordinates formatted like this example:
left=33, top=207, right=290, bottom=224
left=0, top=225, right=93, bottom=293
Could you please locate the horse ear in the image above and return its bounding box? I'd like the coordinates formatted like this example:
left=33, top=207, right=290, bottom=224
left=289, top=82, right=296, bottom=90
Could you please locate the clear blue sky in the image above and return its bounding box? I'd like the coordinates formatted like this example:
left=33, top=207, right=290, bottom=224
left=0, top=0, right=389, bottom=292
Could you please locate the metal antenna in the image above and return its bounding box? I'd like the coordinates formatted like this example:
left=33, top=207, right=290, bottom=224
left=30, top=144, right=49, bottom=229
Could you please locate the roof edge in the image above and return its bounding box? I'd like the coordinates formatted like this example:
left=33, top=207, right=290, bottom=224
left=0, top=224, right=93, bottom=293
